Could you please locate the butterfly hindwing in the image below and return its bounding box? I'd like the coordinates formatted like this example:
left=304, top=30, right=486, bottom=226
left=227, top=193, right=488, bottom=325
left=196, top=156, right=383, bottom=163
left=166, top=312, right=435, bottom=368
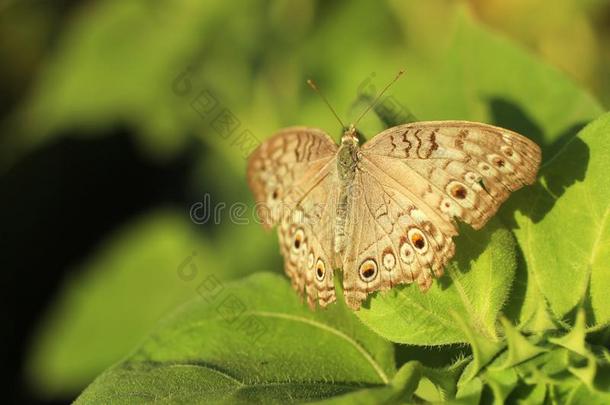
left=277, top=174, right=338, bottom=308
left=340, top=159, right=456, bottom=309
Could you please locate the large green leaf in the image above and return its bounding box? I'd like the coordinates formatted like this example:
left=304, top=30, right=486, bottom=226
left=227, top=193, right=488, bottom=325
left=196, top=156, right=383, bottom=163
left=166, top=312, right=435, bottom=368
left=356, top=221, right=516, bottom=345
left=512, top=113, right=610, bottom=327
left=75, top=273, right=397, bottom=404
left=25, top=206, right=281, bottom=398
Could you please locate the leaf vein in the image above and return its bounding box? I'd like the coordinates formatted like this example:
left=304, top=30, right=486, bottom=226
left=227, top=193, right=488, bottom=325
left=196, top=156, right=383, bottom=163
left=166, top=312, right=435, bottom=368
left=249, top=311, right=390, bottom=384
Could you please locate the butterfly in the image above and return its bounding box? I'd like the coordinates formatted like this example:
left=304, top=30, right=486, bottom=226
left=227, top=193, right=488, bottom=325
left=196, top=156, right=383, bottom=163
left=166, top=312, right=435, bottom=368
left=247, top=79, right=541, bottom=311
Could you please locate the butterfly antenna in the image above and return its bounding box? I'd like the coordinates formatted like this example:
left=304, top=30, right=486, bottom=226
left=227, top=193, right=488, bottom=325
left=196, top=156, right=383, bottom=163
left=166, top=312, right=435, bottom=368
left=307, top=79, right=346, bottom=129
left=354, top=70, right=405, bottom=126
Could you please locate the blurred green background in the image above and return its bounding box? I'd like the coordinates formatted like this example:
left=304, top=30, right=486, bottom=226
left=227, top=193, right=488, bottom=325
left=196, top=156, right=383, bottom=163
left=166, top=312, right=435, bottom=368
left=1, top=0, right=609, bottom=403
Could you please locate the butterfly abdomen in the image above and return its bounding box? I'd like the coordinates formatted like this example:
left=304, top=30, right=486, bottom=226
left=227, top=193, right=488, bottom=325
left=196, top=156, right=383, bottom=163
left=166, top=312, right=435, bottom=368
left=334, top=188, right=351, bottom=254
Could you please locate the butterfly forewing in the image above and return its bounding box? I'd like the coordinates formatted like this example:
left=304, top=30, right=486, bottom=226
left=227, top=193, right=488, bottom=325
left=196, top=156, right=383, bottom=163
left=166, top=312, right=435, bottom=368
left=362, top=121, right=542, bottom=230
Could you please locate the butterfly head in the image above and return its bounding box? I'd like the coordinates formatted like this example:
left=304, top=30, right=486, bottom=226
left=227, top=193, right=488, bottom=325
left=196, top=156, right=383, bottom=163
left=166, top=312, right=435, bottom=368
left=341, top=124, right=359, bottom=147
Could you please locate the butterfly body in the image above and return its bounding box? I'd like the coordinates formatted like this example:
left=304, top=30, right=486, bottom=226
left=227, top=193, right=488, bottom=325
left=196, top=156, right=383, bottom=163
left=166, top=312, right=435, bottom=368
left=247, top=121, right=541, bottom=310
left=334, top=127, right=360, bottom=257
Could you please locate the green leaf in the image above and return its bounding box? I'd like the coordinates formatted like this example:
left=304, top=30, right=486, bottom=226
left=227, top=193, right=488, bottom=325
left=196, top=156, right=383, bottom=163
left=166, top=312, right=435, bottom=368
left=452, top=378, right=483, bottom=405
left=356, top=221, right=516, bottom=345
left=26, top=206, right=283, bottom=398
left=565, top=383, right=610, bottom=405
left=75, top=273, right=397, bottom=404
left=530, top=348, right=574, bottom=386
left=513, top=113, right=610, bottom=327
left=319, top=359, right=470, bottom=404
left=422, top=357, right=471, bottom=400
left=489, top=318, right=547, bottom=371
left=505, top=381, right=547, bottom=405
left=25, top=211, right=219, bottom=397
left=549, top=309, right=589, bottom=357
left=454, top=314, right=505, bottom=384
left=548, top=309, right=608, bottom=392
left=314, top=362, right=422, bottom=404
left=481, top=368, right=519, bottom=405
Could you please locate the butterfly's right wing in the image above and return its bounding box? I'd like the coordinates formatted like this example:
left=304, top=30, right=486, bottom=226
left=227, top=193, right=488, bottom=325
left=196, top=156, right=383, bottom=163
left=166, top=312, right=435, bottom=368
left=247, top=127, right=339, bottom=308
left=340, top=121, right=541, bottom=309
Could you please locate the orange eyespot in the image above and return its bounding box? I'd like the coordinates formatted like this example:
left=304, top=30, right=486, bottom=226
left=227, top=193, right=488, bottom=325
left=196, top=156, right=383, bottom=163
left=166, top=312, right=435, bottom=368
left=359, top=259, right=378, bottom=282
left=411, top=233, right=425, bottom=249
left=450, top=184, right=467, bottom=199
left=408, top=228, right=428, bottom=253
left=362, top=265, right=375, bottom=278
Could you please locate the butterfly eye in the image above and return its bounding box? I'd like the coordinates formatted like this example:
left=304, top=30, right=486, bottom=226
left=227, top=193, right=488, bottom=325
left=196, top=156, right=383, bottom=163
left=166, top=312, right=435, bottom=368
left=488, top=154, right=511, bottom=172
left=447, top=181, right=468, bottom=200
left=408, top=228, right=428, bottom=253
left=446, top=181, right=475, bottom=209
left=478, top=162, right=492, bottom=173
left=493, top=157, right=505, bottom=167
left=501, top=145, right=521, bottom=163
left=359, top=259, right=378, bottom=282
left=292, top=229, right=305, bottom=252
left=399, top=241, right=415, bottom=264
left=271, top=189, right=280, bottom=200
left=440, top=197, right=462, bottom=216
left=464, top=172, right=479, bottom=184
left=382, top=248, right=396, bottom=271
left=315, top=258, right=326, bottom=281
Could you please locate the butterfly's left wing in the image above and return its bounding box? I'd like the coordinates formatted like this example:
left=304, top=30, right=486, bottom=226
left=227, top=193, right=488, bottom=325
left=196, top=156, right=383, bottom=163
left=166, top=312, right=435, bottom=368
left=247, top=127, right=339, bottom=308
left=340, top=121, right=541, bottom=309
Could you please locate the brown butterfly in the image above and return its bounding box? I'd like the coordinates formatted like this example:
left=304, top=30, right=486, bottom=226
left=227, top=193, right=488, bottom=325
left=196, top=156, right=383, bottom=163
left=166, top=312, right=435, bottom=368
left=247, top=74, right=541, bottom=310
